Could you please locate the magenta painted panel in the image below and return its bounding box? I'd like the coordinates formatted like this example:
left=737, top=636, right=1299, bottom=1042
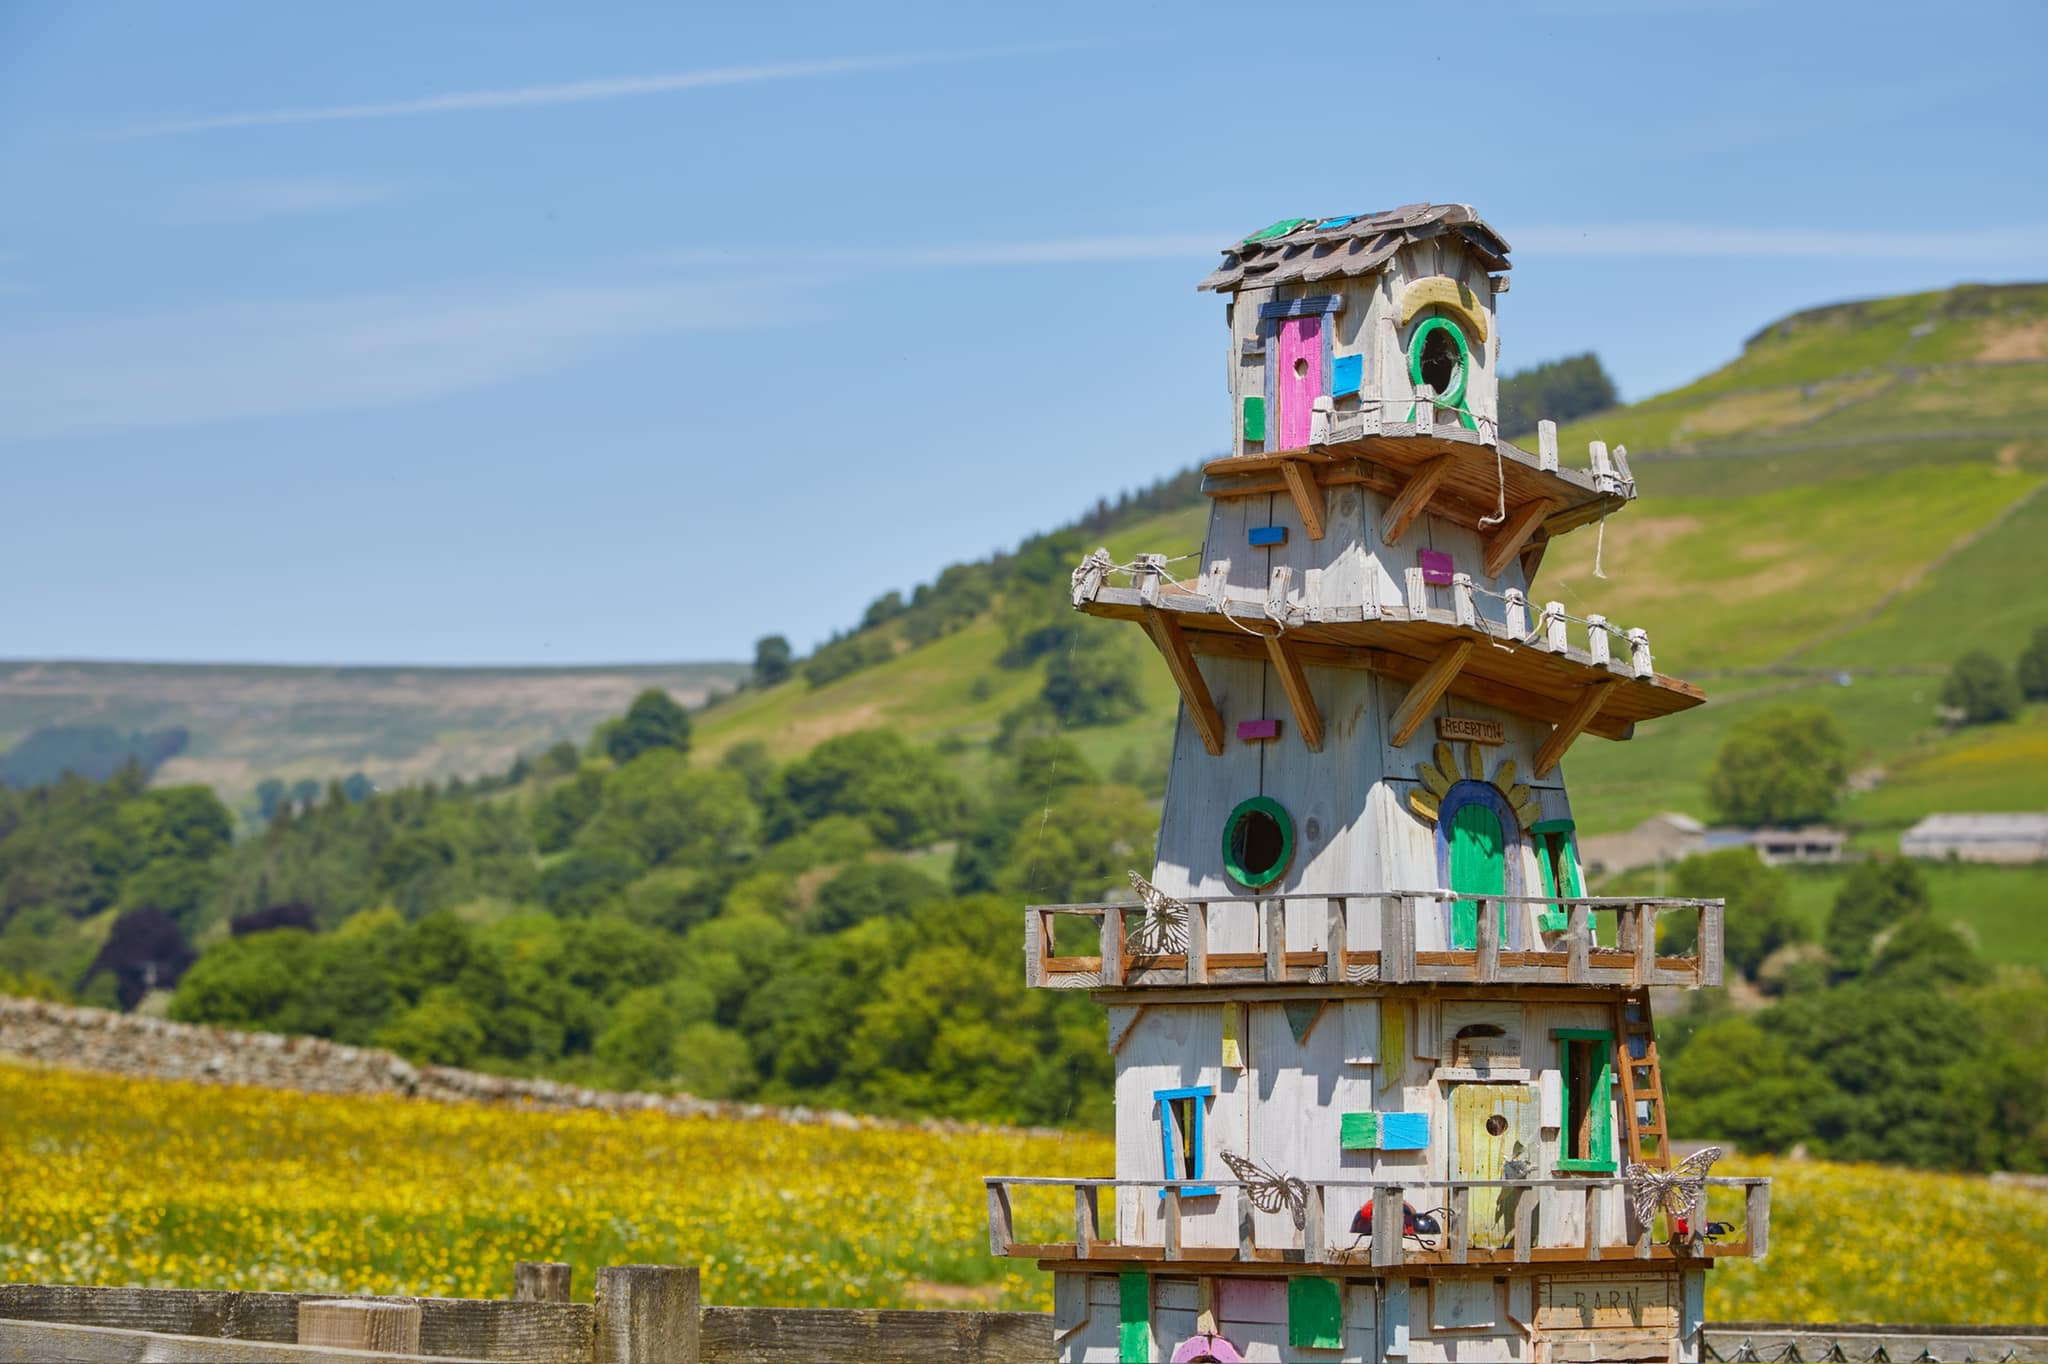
left=1237, top=718, right=1281, bottom=742
left=1419, top=548, right=1455, bottom=585
left=1218, top=1276, right=1289, bottom=1324
left=1275, top=315, right=1323, bottom=448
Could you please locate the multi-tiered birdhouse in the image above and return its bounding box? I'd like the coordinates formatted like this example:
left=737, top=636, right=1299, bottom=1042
left=987, top=205, right=1770, bottom=1363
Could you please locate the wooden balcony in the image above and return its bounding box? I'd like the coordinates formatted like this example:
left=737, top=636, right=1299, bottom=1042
left=984, top=1174, right=1770, bottom=1271
left=1070, top=556, right=1704, bottom=758
left=1204, top=415, right=1635, bottom=544
left=1024, top=892, right=1723, bottom=992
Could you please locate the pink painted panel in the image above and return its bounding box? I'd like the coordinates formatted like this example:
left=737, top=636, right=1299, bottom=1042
left=1218, top=1276, right=1289, bottom=1325
left=1275, top=315, right=1323, bottom=448
left=1419, top=549, right=1455, bottom=585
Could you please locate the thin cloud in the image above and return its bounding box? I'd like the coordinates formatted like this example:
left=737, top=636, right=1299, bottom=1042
left=114, top=54, right=944, bottom=139
left=1515, top=222, right=2048, bottom=260
left=174, top=177, right=403, bottom=223
left=0, top=277, right=779, bottom=443
left=645, top=232, right=1227, bottom=272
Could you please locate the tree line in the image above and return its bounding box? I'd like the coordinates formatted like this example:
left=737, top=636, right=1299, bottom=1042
left=0, top=689, right=1149, bottom=1128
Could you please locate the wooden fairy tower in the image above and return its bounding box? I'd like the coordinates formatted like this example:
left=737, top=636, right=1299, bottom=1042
left=986, top=205, right=1770, bottom=1363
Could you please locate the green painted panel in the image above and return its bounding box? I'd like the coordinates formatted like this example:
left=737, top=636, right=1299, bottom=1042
left=1243, top=217, right=1308, bottom=243
left=1119, top=1271, right=1149, bottom=1363
left=1287, top=1276, right=1343, bottom=1349
left=1283, top=1000, right=1322, bottom=1044
left=1449, top=802, right=1505, bottom=949
left=1338, top=1111, right=1378, bottom=1150
left=1243, top=395, right=1266, bottom=442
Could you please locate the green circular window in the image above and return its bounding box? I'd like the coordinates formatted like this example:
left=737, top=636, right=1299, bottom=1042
left=1407, top=315, right=1470, bottom=407
left=1222, top=796, right=1294, bottom=889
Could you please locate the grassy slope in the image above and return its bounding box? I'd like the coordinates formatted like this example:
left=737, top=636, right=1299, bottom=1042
left=0, top=661, right=748, bottom=808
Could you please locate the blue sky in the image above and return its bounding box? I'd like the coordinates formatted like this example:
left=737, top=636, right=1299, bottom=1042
left=3, top=0, right=2044, bottom=666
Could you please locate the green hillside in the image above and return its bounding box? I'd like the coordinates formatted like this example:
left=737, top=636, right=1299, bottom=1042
left=702, top=282, right=2048, bottom=844
left=0, top=661, right=747, bottom=812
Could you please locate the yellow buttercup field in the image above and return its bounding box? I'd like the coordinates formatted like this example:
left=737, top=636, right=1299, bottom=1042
left=1, top=1062, right=2043, bottom=1320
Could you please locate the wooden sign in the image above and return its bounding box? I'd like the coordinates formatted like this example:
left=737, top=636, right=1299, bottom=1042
left=1536, top=1273, right=1678, bottom=1330
left=1437, top=716, right=1505, bottom=746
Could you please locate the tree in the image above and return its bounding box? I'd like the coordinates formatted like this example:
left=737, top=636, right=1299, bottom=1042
left=80, top=907, right=196, bottom=1011
left=1041, top=633, right=1144, bottom=726
left=2018, top=625, right=2048, bottom=701
left=1665, top=848, right=1805, bottom=979
left=1497, top=353, right=1619, bottom=439
left=1868, top=914, right=1988, bottom=989
left=1943, top=650, right=2023, bottom=725
left=1705, top=707, right=1850, bottom=827
left=1824, top=857, right=1931, bottom=977
left=605, top=689, right=692, bottom=764
left=1665, top=1015, right=1836, bottom=1152
left=670, top=1022, right=756, bottom=1098
left=778, top=730, right=966, bottom=849
left=752, top=635, right=794, bottom=688
left=810, top=861, right=945, bottom=933
left=584, top=754, right=758, bottom=869
left=1000, top=784, right=1156, bottom=903
left=376, top=986, right=486, bottom=1067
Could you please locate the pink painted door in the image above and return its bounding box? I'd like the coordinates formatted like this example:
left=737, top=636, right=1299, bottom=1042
left=1275, top=315, right=1324, bottom=448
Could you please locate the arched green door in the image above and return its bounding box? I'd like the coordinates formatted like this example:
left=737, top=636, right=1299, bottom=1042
left=1449, top=802, right=1506, bottom=950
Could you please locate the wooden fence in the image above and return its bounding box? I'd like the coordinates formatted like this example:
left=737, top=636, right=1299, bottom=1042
left=3, top=1272, right=2044, bottom=1363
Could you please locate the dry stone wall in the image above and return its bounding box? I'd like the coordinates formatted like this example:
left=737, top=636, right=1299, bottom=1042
left=0, top=995, right=1054, bottom=1137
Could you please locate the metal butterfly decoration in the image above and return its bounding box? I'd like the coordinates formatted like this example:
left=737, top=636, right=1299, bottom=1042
left=1128, top=871, right=1191, bottom=955
left=1624, top=1145, right=1723, bottom=1229
left=1219, top=1150, right=1309, bottom=1231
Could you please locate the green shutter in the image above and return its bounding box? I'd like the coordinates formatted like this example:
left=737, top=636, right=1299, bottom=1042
left=1592, top=1041, right=1615, bottom=1168
left=1119, top=1271, right=1150, bottom=1363
left=1287, top=1276, right=1343, bottom=1349
left=1339, top=1112, right=1379, bottom=1150
left=1243, top=396, right=1266, bottom=442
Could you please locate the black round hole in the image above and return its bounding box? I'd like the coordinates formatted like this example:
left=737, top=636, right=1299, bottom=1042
left=1292, top=356, right=1308, bottom=379
left=1232, top=810, right=1286, bottom=880
left=1485, top=1114, right=1508, bottom=1137
left=1420, top=327, right=1461, bottom=394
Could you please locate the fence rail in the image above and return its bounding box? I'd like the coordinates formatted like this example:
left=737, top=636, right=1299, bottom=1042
left=984, top=1173, right=1769, bottom=1269
left=1026, top=890, right=1723, bottom=991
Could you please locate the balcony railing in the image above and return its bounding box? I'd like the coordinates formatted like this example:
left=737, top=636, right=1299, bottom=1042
left=984, top=1174, right=1769, bottom=1269
left=1025, top=891, right=1722, bottom=991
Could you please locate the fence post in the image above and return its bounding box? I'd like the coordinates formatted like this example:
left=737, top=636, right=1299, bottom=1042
left=297, top=1301, right=421, bottom=1355
left=1371, top=1186, right=1404, bottom=1267
left=595, top=1265, right=699, bottom=1364
left=514, top=1262, right=572, bottom=1303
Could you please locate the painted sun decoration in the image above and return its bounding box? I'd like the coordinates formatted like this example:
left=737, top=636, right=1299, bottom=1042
left=1409, top=741, right=1540, bottom=829
left=990, top=203, right=1767, bottom=1364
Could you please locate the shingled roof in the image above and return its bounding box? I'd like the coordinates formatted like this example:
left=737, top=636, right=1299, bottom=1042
left=1197, top=202, right=1512, bottom=294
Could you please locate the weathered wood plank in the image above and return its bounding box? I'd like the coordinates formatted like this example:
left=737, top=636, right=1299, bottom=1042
left=594, top=1266, right=696, bottom=1364
left=298, top=1303, right=420, bottom=1355
left=0, top=1287, right=592, bottom=1364
left=1388, top=640, right=1475, bottom=747
left=1280, top=458, right=1327, bottom=541
left=1532, top=681, right=1615, bottom=777
left=0, top=1320, right=487, bottom=1364
left=697, top=1308, right=1053, bottom=1364
left=1380, top=455, right=1455, bottom=546
left=512, top=1265, right=571, bottom=1306
left=1481, top=498, right=1557, bottom=578
left=1142, top=609, right=1226, bottom=756
left=1263, top=635, right=1324, bottom=752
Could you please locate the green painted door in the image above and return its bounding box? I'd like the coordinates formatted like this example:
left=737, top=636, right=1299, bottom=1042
left=1449, top=803, right=1505, bottom=950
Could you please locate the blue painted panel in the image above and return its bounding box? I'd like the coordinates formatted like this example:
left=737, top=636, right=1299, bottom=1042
left=1258, top=294, right=1346, bottom=319
left=1154, top=1086, right=1216, bottom=1197
left=1379, top=1112, right=1430, bottom=1150
left=1248, top=525, right=1288, bottom=547
left=1332, top=353, right=1363, bottom=397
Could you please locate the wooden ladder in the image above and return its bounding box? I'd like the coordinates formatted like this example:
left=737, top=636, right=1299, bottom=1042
left=1614, top=988, right=1669, bottom=1169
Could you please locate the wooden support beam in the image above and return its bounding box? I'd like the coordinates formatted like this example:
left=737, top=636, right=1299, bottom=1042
left=1388, top=640, right=1474, bottom=747
left=1380, top=455, right=1454, bottom=546
left=1280, top=458, right=1327, bottom=541
left=1482, top=498, right=1559, bottom=578
left=1262, top=634, right=1324, bottom=751
left=1143, top=609, right=1226, bottom=755
left=1532, top=680, right=1616, bottom=777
